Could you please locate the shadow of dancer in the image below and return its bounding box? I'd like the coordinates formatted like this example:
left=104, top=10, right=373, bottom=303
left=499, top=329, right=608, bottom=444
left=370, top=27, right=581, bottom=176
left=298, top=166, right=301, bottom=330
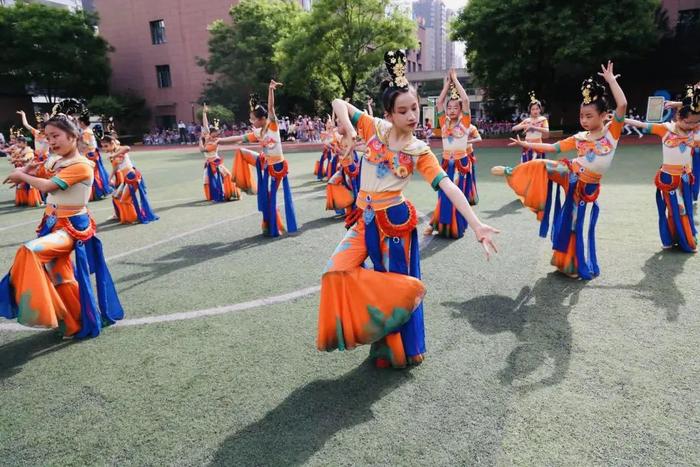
left=0, top=332, right=74, bottom=381
left=445, top=272, right=586, bottom=393
left=115, top=216, right=339, bottom=292
left=590, top=250, right=691, bottom=322
left=481, top=199, right=523, bottom=220
left=209, top=361, right=412, bottom=466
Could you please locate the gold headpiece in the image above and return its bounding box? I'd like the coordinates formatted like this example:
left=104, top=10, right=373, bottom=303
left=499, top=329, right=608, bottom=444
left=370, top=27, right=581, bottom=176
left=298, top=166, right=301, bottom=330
left=50, top=99, right=87, bottom=119
left=683, top=84, right=700, bottom=113
left=449, top=82, right=460, bottom=100
left=384, top=50, right=409, bottom=89
left=107, top=116, right=116, bottom=135
left=35, top=112, right=45, bottom=124
left=249, top=94, right=260, bottom=113
left=580, top=78, right=604, bottom=105
left=10, top=126, right=27, bottom=139
left=212, top=119, right=220, bottom=131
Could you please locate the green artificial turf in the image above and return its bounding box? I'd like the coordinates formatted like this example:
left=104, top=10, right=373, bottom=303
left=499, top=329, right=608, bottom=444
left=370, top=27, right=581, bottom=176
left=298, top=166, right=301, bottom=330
left=0, top=144, right=698, bottom=465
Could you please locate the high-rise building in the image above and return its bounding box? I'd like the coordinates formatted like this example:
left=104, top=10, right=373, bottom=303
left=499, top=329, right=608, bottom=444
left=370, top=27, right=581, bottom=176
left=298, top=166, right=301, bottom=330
left=412, top=0, right=461, bottom=71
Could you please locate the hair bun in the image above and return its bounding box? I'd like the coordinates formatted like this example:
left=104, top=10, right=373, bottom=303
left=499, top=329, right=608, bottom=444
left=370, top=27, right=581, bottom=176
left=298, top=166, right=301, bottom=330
left=384, top=50, right=409, bottom=89
left=682, top=84, right=700, bottom=113
left=580, top=78, right=606, bottom=105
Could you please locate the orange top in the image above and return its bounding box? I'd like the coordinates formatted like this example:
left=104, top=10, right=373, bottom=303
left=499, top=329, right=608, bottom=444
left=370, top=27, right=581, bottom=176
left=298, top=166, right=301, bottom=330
left=554, top=113, right=624, bottom=175
left=351, top=111, right=446, bottom=208
left=243, top=117, right=284, bottom=162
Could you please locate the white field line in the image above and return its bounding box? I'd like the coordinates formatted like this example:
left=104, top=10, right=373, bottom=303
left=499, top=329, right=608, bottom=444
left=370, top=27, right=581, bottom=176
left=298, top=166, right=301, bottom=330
left=0, top=197, right=197, bottom=233
left=0, top=207, right=437, bottom=332
left=105, top=191, right=323, bottom=262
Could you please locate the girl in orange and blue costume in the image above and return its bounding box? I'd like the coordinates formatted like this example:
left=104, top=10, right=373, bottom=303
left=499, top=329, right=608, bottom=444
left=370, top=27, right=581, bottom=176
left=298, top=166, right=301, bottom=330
left=318, top=50, right=499, bottom=369
left=492, top=62, right=627, bottom=280
left=9, top=135, right=44, bottom=207
left=315, top=118, right=336, bottom=180
left=230, top=82, right=298, bottom=237
left=101, top=135, right=159, bottom=224
left=623, top=85, right=700, bottom=252
left=78, top=112, right=113, bottom=201
left=426, top=68, right=482, bottom=238
left=512, top=92, right=550, bottom=163
left=197, top=106, right=241, bottom=203
left=1, top=111, right=123, bottom=338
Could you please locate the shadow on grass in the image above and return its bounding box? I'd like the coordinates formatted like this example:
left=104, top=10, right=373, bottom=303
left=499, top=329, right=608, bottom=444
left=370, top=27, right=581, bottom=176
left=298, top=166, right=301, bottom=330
left=445, top=272, right=586, bottom=393
left=209, top=361, right=412, bottom=466
left=115, top=216, right=339, bottom=292
left=420, top=235, right=454, bottom=260
left=0, top=204, right=42, bottom=215
left=590, top=249, right=691, bottom=322
left=482, top=199, right=523, bottom=220
left=0, top=332, right=73, bottom=381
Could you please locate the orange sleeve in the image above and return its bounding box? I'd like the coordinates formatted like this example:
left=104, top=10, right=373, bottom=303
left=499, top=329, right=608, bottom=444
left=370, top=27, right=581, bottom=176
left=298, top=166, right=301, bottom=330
left=460, top=112, right=472, bottom=128
left=647, top=123, right=668, bottom=138
left=51, top=163, right=92, bottom=190
left=243, top=131, right=259, bottom=143
left=416, top=151, right=448, bottom=190
left=351, top=112, right=376, bottom=143
left=268, top=120, right=278, bottom=132
left=554, top=136, right=577, bottom=154
left=438, top=114, right=447, bottom=129
left=607, top=112, right=624, bottom=141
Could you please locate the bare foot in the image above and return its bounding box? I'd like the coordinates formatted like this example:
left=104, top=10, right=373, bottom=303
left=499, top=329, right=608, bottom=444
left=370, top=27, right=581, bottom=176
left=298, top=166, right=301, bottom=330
left=491, top=166, right=506, bottom=176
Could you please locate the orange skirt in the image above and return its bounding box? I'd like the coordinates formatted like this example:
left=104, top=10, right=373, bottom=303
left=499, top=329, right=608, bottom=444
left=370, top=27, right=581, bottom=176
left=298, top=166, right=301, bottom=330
left=232, top=149, right=258, bottom=194
left=318, top=213, right=426, bottom=368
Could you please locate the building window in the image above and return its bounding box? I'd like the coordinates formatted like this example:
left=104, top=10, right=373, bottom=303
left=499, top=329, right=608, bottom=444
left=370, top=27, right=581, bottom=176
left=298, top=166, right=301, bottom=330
left=156, top=65, right=171, bottom=88
left=150, top=19, right=167, bottom=44
left=677, top=9, right=700, bottom=34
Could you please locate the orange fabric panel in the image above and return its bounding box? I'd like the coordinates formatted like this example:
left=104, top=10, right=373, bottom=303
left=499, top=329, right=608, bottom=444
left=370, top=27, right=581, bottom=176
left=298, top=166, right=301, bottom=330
left=355, top=113, right=376, bottom=143
left=415, top=151, right=445, bottom=185
left=244, top=131, right=259, bottom=143
left=54, top=163, right=92, bottom=188
left=557, top=136, right=577, bottom=153
left=649, top=123, right=668, bottom=138
left=608, top=115, right=624, bottom=140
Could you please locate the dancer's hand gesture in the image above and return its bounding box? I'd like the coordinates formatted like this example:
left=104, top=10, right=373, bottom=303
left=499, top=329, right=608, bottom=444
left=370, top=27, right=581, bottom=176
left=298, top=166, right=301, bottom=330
left=473, top=223, right=500, bottom=260
left=269, top=80, right=283, bottom=90
left=508, top=135, right=527, bottom=147
left=16, top=110, right=25, bottom=116
left=598, top=61, right=621, bottom=83
left=3, top=168, right=24, bottom=185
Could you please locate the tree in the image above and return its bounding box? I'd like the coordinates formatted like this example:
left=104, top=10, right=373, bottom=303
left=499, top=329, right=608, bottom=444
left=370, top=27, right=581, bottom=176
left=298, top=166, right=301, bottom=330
left=88, top=93, right=150, bottom=137
left=0, top=3, right=112, bottom=104
left=452, top=0, right=661, bottom=127
left=276, top=0, right=417, bottom=104
left=199, top=0, right=301, bottom=117
left=195, top=104, right=235, bottom=125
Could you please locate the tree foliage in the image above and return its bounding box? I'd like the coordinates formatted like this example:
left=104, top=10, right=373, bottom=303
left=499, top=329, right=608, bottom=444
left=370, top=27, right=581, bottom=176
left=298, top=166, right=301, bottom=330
left=195, top=104, right=234, bottom=124
left=0, top=3, right=112, bottom=103
left=452, top=0, right=661, bottom=125
left=88, top=93, right=150, bottom=136
left=199, top=0, right=301, bottom=117
left=276, top=0, right=417, bottom=103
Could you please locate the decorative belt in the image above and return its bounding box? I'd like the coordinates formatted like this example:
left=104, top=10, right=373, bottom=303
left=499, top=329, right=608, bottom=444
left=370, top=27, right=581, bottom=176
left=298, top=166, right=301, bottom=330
left=356, top=190, right=405, bottom=211
left=44, top=204, right=87, bottom=218
left=442, top=150, right=468, bottom=160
